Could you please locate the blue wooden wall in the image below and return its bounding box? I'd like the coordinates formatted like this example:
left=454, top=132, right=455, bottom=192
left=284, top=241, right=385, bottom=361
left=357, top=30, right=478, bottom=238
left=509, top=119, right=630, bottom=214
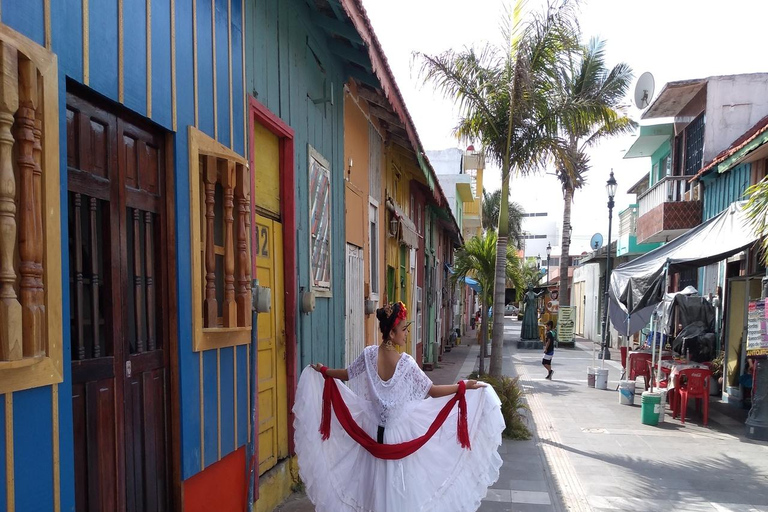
left=701, top=163, right=751, bottom=221
left=245, top=0, right=347, bottom=370
left=0, top=0, right=248, bottom=508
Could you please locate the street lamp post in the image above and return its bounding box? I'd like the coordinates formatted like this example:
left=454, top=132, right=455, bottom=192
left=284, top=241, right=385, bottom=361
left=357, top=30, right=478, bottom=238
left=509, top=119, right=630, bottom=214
left=600, top=170, right=617, bottom=361
left=546, top=242, right=552, bottom=287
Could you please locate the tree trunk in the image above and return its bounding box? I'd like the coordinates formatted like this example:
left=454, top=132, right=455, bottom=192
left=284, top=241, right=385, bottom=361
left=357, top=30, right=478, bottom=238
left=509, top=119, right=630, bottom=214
left=478, top=297, right=487, bottom=376
left=558, top=185, right=574, bottom=307
left=490, top=166, right=511, bottom=377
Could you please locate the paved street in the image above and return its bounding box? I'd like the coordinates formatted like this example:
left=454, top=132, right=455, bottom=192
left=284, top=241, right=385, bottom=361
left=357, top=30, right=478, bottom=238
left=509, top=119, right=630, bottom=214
left=277, top=317, right=768, bottom=512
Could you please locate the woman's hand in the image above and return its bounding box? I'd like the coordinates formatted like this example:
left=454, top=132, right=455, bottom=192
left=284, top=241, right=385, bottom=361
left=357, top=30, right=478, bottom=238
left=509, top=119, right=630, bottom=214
left=310, top=363, right=325, bottom=373
left=465, top=380, right=486, bottom=390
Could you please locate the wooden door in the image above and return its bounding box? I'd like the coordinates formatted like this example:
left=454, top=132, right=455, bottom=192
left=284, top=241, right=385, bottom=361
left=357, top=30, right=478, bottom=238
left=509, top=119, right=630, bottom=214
left=67, top=91, right=171, bottom=512
left=254, top=215, right=287, bottom=475
left=345, top=244, right=364, bottom=366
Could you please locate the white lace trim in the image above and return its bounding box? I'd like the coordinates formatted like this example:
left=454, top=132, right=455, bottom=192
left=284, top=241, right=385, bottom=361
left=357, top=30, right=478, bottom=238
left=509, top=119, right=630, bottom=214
left=345, top=346, right=433, bottom=426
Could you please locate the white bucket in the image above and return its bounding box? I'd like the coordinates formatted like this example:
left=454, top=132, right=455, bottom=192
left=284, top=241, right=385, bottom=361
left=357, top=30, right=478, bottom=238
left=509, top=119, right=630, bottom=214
left=618, top=380, right=636, bottom=405
left=657, top=390, right=667, bottom=423
left=595, top=368, right=609, bottom=390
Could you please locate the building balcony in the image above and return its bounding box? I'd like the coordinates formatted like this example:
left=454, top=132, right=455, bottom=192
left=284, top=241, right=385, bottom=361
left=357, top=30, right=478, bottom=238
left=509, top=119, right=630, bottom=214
left=463, top=198, right=481, bottom=217
left=616, top=204, right=663, bottom=256
left=636, top=176, right=702, bottom=244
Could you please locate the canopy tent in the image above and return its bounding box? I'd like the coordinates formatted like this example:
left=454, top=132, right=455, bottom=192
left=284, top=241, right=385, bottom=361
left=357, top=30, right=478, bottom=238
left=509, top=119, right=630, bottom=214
left=609, top=201, right=758, bottom=336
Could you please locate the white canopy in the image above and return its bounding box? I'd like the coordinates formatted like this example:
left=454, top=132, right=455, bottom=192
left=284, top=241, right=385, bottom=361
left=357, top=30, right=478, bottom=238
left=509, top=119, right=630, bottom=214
left=609, top=201, right=758, bottom=335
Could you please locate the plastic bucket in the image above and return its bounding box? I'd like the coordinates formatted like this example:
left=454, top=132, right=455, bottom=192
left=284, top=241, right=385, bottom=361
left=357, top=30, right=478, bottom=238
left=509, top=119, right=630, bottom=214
left=641, top=391, right=662, bottom=426
left=657, top=390, right=668, bottom=423
left=619, top=380, right=636, bottom=405
left=587, top=367, right=596, bottom=388
left=595, top=368, right=609, bottom=390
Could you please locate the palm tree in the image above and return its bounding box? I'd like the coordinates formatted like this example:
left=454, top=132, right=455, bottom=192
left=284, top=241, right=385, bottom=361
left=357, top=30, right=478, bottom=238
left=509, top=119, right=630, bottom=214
left=522, top=259, right=543, bottom=289
left=482, top=189, right=525, bottom=246
left=745, top=178, right=768, bottom=261
left=452, top=231, right=524, bottom=375
left=420, top=0, right=581, bottom=376
left=553, top=38, right=635, bottom=306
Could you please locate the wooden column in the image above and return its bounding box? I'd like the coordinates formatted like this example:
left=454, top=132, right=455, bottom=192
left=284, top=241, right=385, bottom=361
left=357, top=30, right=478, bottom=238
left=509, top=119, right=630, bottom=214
left=89, top=198, right=100, bottom=357
left=221, top=159, right=236, bottom=327
left=16, top=56, right=45, bottom=358
left=203, top=155, right=218, bottom=328
left=133, top=208, right=145, bottom=353
left=0, top=42, right=21, bottom=361
left=32, top=73, right=46, bottom=354
left=144, top=212, right=156, bottom=351
left=73, top=194, right=85, bottom=360
left=235, top=163, right=251, bottom=327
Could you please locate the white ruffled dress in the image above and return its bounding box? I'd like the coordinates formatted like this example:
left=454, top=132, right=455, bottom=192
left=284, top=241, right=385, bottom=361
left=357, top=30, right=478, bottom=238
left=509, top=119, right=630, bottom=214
left=293, top=345, right=505, bottom=512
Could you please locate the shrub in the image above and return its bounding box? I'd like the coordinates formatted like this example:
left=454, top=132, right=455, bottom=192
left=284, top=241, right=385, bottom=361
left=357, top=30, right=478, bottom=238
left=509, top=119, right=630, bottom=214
left=469, top=372, right=531, bottom=440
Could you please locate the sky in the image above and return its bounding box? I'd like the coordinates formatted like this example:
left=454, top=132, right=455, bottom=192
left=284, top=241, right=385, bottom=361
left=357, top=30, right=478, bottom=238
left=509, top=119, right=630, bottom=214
left=363, top=0, right=768, bottom=253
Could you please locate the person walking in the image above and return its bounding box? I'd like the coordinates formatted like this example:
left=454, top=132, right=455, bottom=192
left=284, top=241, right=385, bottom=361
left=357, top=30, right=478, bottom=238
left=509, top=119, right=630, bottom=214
left=543, top=320, right=555, bottom=380
left=293, top=301, right=505, bottom=512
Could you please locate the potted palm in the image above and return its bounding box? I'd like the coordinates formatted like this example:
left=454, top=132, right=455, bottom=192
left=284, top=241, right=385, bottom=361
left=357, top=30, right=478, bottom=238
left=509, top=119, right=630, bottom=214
left=710, top=351, right=724, bottom=396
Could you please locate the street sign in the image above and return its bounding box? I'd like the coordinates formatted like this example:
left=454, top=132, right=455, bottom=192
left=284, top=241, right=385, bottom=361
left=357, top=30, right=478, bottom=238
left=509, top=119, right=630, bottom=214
left=747, top=299, right=768, bottom=356
left=558, top=306, right=575, bottom=344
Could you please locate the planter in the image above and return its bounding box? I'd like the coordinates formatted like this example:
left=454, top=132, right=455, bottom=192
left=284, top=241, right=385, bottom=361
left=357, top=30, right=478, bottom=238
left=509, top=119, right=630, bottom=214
left=710, top=376, right=721, bottom=397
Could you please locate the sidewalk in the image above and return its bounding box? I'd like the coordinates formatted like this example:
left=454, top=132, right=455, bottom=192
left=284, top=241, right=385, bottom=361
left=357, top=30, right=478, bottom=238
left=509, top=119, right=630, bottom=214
left=276, top=333, right=565, bottom=512
left=511, top=321, right=768, bottom=512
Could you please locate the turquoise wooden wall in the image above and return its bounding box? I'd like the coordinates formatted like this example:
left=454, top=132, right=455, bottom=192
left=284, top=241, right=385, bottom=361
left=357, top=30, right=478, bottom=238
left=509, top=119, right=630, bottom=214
left=246, top=0, right=346, bottom=370
left=649, top=140, right=672, bottom=187
left=0, top=0, right=249, bottom=509
left=701, top=163, right=750, bottom=221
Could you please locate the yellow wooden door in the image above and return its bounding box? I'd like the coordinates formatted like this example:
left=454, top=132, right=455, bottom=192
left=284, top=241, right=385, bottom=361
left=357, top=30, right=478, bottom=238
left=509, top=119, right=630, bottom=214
left=255, top=215, right=288, bottom=474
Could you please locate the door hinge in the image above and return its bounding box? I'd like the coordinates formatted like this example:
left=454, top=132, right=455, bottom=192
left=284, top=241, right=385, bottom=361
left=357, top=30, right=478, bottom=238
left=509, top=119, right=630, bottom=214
left=126, top=360, right=132, bottom=378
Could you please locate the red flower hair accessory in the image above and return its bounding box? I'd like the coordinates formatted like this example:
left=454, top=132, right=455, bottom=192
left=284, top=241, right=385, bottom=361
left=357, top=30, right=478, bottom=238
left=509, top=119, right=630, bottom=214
left=393, top=301, right=408, bottom=327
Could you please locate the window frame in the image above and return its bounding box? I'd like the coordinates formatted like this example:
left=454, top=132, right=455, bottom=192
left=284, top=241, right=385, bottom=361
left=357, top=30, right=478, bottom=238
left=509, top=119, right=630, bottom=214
left=368, top=199, right=380, bottom=300
left=308, top=145, right=333, bottom=296
left=0, top=25, right=63, bottom=394
left=188, top=126, right=251, bottom=351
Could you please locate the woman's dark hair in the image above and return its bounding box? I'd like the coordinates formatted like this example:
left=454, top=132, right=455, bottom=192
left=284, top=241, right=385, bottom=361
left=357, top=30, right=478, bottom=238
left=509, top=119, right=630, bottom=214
left=376, top=302, right=408, bottom=340
left=547, top=321, right=554, bottom=328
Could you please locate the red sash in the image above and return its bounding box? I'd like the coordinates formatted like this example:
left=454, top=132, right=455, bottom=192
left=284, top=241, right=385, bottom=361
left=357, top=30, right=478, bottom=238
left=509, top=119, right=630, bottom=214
left=319, top=375, right=471, bottom=460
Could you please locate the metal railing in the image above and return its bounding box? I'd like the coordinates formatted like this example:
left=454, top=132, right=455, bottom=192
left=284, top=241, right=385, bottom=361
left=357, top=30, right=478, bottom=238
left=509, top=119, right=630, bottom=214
left=637, top=176, right=689, bottom=217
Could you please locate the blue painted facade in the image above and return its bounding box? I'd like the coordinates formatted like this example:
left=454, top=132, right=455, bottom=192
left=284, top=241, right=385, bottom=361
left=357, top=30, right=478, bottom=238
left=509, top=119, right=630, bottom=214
left=0, top=0, right=248, bottom=509
left=245, top=0, right=347, bottom=370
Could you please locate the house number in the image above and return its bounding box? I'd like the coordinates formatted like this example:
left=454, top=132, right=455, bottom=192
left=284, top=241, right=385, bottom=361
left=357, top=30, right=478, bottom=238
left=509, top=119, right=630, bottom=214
left=257, top=224, right=270, bottom=257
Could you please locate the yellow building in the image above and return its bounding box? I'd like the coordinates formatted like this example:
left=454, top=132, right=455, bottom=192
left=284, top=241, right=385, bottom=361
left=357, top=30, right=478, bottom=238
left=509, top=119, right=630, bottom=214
left=462, top=148, right=486, bottom=239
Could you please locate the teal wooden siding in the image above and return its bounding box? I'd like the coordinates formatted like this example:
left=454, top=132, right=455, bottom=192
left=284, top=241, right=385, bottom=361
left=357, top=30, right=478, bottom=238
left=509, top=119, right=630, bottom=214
left=702, top=163, right=751, bottom=221
left=1, top=0, right=249, bottom=508
left=246, top=0, right=346, bottom=370
left=649, top=140, right=672, bottom=187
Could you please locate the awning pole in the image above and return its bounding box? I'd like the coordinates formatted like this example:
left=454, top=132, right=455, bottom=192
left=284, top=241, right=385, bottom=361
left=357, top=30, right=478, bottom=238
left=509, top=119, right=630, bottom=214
left=656, top=263, right=671, bottom=388
left=650, top=310, right=656, bottom=393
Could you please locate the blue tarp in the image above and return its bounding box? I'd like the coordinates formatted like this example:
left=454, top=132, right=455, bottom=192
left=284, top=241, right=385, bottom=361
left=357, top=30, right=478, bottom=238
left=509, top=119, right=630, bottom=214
left=462, top=277, right=482, bottom=293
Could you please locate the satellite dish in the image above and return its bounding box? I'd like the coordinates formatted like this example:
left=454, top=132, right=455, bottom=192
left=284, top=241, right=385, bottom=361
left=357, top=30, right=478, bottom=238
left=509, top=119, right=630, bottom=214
left=590, top=233, right=604, bottom=251
left=634, top=72, right=655, bottom=109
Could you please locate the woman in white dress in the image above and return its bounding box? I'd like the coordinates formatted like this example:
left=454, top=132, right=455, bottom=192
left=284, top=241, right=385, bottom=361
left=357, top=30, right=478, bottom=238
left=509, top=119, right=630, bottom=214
left=293, top=301, right=505, bottom=512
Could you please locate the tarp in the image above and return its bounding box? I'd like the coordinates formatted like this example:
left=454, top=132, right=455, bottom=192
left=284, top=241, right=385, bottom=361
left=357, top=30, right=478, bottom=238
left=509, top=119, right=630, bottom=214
left=609, top=201, right=758, bottom=335
left=462, top=277, right=482, bottom=293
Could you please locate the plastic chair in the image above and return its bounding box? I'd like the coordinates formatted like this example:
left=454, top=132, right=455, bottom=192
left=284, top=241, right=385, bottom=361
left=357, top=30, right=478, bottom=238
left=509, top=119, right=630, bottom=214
left=629, top=353, right=652, bottom=390
left=646, top=360, right=669, bottom=389
left=675, top=369, right=710, bottom=426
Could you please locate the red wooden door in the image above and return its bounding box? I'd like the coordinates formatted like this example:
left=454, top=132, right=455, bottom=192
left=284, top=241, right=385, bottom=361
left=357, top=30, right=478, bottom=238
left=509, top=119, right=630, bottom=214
left=67, top=91, right=172, bottom=512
